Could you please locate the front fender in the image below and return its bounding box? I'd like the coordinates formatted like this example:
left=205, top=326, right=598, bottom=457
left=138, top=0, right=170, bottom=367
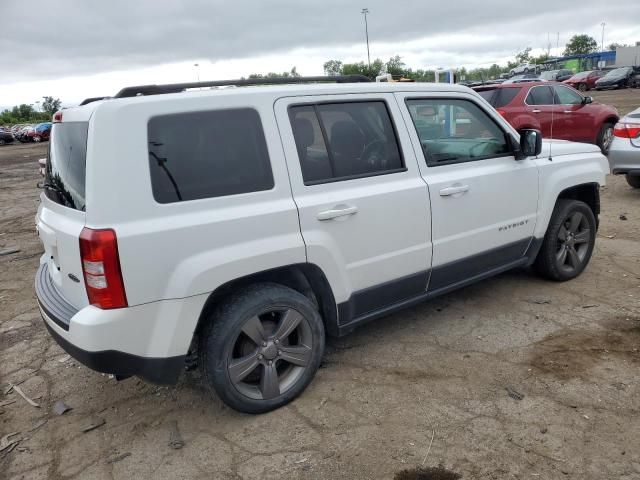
left=533, top=150, right=609, bottom=239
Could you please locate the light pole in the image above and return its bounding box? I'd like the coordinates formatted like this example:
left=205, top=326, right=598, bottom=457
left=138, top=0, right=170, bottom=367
left=600, top=22, right=606, bottom=52
left=194, top=63, right=200, bottom=82
left=361, top=8, right=371, bottom=71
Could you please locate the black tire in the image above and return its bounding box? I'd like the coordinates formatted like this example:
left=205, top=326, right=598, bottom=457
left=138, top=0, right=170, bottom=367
left=626, top=174, right=640, bottom=189
left=199, top=283, right=325, bottom=414
left=578, top=83, right=587, bottom=92
left=0, top=139, right=5, bottom=146
left=534, top=199, right=596, bottom=282
left=596, top=121, right=615, bottom=154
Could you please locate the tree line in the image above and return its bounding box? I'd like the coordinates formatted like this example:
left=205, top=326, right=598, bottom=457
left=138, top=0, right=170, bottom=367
left=0, top=96, right=61, bottom=125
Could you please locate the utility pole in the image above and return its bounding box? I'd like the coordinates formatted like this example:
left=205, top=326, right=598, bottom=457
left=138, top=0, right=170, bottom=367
left=600, top=22, right=606, bottom=52
left=361, top=8, right=371, bottom=71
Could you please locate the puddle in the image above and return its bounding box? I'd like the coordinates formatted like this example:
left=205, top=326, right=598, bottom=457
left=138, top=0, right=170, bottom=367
left=394, top=465, right=462, bottom=480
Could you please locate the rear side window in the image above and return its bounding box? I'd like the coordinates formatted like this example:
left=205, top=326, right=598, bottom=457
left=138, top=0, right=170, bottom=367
left=288, top=101, right=404, bottom=184
left=45, top=122, right=89, bottom=211
left=526, top=86, right=554, bottom=105
left=479, top=88, right=520, bottom=108
left=147, top=109, right=274, bottom=203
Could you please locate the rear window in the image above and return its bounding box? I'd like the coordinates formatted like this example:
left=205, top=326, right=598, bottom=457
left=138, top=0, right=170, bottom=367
left=478, top=87, right=519, bottom=108
left=45, top=122, right=89, bottom=211
left=147, top=108, right=274, bottom=203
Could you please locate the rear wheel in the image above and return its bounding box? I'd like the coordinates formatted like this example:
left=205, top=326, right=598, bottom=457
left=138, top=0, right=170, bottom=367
left=199, top=283, right=325, bottom=414
left=626, top=174, right=640, bottom=188
left=535, top=200, right=596, bottom=281
left=578, top=83, right=587, bottom=92
left=596, top=122, right=615, bottom=154
left=33, top=135, right=41, bottom=143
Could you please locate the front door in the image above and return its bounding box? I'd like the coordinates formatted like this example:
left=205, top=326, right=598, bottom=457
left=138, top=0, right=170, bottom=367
left=397, top=92, right=539, bottom=291
left=275, top=94, right=432, bottom=322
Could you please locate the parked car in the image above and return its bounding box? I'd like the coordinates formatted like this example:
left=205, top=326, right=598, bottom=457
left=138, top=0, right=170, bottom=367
left=608, top=106, right=640, bottom=188
left=503, top=73, right=542, bottom=84
left=563, top=70, right=605, bottom=91
left=0, top=128, right=14, bottom=145
left=26, top=122, right=52, bottom=142
left=475, top=81, right=619, bottom=153
left=35, top=76, right=608, bottom=413
left=509, top=63, right=537, bottom=76
left=595, top=67, right=635, bottom=90
left=16, top=125, right=35, bottom=143
left=539, top=69, right=574, bottom=82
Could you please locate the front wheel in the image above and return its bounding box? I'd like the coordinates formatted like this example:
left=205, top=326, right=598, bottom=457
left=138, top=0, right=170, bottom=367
left=578, top=83, right=587, bottom=92
left=199, top=283, right=325, bottom=414
left=33, top=135, right=41, bottom=143
left=534, top=199, right=596, bottom=281
left=626, top=174, right=640, bottom=188
left=597, top=122, right=614, bottom=154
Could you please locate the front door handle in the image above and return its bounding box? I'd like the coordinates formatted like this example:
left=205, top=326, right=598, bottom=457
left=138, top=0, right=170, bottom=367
left=563, top=110, right=573, bottom=114
left=439, top=185, right=469, bottom=196
left=317, top=205, right=358, bottom=221
left=532, top=109, right=542, bottom=113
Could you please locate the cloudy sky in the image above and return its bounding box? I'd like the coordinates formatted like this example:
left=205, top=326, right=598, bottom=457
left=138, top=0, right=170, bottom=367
left=1, top=0, right=639, bottom=108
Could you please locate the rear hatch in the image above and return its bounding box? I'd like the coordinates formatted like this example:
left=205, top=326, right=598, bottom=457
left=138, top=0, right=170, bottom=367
left=37, top=118, right=90, bottom=309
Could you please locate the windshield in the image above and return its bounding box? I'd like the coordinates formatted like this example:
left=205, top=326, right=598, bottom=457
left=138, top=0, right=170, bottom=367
left=572, top=71, right=590, bottom=79
left=44, top=122, right=89, bottom=211
left=604, top=68, right=630, bottom=78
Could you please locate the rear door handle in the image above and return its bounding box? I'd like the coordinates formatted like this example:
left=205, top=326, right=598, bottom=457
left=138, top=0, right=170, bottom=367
left=317, top=205, right=358, bottom=221
left=439, top=185, right=469, bottom=196
left=563, top=110, right=573, bottom=114
left=532, top=109, right=542, bottom=113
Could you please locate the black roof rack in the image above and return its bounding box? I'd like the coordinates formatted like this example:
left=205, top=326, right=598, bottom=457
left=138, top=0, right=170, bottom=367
left=79, top=96, right=109, bottom=106
left=114, top=75, right=372, bottom=98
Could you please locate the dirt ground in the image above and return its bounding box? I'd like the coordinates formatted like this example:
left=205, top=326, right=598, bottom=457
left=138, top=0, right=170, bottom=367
left=1, top=89, right=640, bottom=480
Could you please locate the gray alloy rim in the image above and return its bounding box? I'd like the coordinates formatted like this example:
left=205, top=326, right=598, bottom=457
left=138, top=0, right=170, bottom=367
left=228, top=307, right=313, bottom=401
left=556, top=211, right=590, bottom=273
left=601, top=126, right=614, bottom=153
left=579, top=83, right=587, bottom=91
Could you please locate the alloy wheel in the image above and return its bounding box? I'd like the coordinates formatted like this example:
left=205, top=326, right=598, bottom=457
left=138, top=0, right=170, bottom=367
left=555, top=211, right=590, bottom=273
left=228, top=308, right=313, bottom=401
left=601, top=126, right=614, bottom=153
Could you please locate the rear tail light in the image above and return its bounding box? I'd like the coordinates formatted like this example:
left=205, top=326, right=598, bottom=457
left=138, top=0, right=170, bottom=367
left=496, top=108, right=507, bottom=117
left=613, top=122, right=640, bottom=139
left=53, top=111, right=63, bottom=123
left=79, top=228, right=128, bottom=309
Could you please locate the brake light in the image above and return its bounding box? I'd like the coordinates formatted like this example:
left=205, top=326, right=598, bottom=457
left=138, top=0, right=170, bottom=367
left=53, top=111, right=63, bottom=123
left=613, top=123, right=640, bottom=139
left=79, top=228, right=127, bottom=309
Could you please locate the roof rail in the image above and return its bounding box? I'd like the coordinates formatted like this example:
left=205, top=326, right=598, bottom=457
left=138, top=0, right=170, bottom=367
left=79, top=96, right=109, bottom=106
left=113, top=75, right=372, bottom=98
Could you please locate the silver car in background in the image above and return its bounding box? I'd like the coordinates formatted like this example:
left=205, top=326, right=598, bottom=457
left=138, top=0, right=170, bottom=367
left=609, top=107, right=640, bottom=188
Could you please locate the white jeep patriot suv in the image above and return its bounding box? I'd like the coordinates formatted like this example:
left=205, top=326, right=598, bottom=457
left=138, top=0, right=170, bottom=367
left=36, top=75, right=609, bottom=413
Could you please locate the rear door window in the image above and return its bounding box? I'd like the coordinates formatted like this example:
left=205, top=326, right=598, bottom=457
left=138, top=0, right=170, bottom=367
left=288, top=101, right=404, bottom=184
left=45, top=122, right=89, bottom=211
left=526, top=86, right=554, bottom=105
left=147, top=108, right=274, bottom=203
left=553, top=85, right=583, bottom=105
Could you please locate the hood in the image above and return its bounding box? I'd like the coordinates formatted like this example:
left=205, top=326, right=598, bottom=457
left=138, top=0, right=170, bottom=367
left=538, top=139, right=601, bottom=158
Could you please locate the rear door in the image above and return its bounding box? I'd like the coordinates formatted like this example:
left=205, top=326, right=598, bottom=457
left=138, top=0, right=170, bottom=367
left=37, top=120, right=89, bottom=308
left=524, top=85, right=556, bottom=137
left=397, top=91, right=539, bottom=291
left=275, top=94, right=432, bottom=320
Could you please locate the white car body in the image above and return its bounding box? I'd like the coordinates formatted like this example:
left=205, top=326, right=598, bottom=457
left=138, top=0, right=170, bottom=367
left=35, top=81, right=609, bottom=386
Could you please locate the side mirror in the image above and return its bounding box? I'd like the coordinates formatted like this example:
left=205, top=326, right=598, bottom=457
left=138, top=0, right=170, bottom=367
left=513, top=129, right=542, bottom=160
left=582, top=96, right=593, bottom=104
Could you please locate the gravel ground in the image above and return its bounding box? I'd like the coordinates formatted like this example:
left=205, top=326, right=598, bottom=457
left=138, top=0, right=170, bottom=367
left=1, top=89, right=639, bottom=480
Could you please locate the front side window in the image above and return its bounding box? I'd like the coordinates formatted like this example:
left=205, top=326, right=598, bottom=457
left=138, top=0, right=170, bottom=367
left=406, top=98, right=510, bottom=167
left=288, top=101, right=404, bottom=184
left=147, top=108, right=274, bottom=203
left=553, top=85, right=583, bottom=105
left=526, top=86, right=554, bottom=105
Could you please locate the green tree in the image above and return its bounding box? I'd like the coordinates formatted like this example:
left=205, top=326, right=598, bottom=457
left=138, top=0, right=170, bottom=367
left=41, top=96, right=62, bottom=116
left=563, top=34, right=598, bottom=56
left=607, top=42, right=629, bottom=51
left=385, top=55, right=406, bottom=77
left=515, top=47, right=532, bottom=64
left=323, top=60, right=343, bottom=76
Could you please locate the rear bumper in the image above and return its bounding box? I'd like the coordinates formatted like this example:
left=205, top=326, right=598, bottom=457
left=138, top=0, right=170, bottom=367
left=35, top=263, right=185, bottom=384
left=608, top=139, right=640, bottom=174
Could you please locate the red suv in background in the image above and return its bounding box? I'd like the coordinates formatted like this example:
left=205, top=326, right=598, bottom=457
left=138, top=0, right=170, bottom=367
left=474, top=82, right=619, bottom=153
left=563, top=70, right=605, bottom=91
